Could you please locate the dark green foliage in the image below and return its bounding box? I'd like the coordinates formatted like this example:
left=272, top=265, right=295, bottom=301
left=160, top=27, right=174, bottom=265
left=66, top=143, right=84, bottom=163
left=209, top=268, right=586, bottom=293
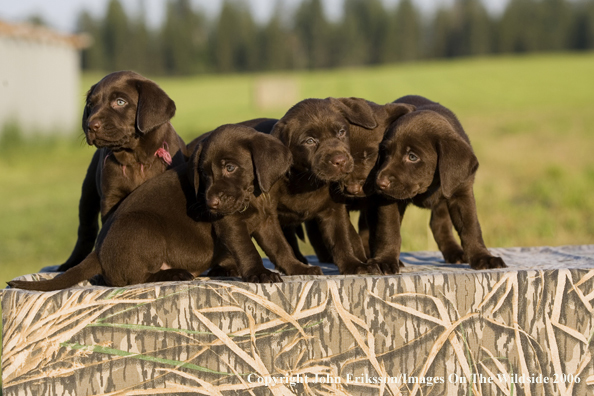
left=78, top=10, right=106, bottom=71
left=258, top=3, right=294, bottom=70
left=336, top=0, right=387, bottom=66
left=382, top=0, right=422, bottom=62
left=162, top=0, right=208, bottom=74
left=454, top=0, right=493, bottom=56
left=570, top=0, right=594, bottom=50
left=212, top=1, right=259, bottom=72
left=75, top=0, right=594, bottom=75
left=539, top=0, right=573, bottom=51
left=127, top=4, right=160, bottom=75
left=294, top=0, right=332, bottom=69
left=101, top=0, right=130, bottom=71
left=428, top=0, right=493, bottom=58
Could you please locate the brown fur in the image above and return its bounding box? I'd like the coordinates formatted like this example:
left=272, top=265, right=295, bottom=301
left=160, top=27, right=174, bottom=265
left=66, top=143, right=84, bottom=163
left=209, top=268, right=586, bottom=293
left=269, top=98, right=392, bottom=275
left=294, top=98, right=415, bottom=264
left=57, top=71, right=187, bottom=272
left=367, top=95, right=507, bottom=273
left=10, top=125, right=322, bottom=291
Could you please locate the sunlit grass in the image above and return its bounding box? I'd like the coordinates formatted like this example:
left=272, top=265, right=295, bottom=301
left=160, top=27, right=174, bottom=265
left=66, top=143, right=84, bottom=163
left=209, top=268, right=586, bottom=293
left=2, top=52, right=593, bottom=286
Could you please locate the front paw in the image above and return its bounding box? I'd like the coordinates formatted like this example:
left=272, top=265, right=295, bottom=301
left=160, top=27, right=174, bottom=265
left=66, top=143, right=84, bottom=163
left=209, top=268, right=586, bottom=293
left=243, top=269, right=283, bottom=283
left=442, top=246, right=465, bottom=264
left=284, top=262, right=324, bottom=276
left=367, top=258, right=401, bottom=275
left=170, top=270, right=195, bottom=281
left=470, top=255, right=507, bottom=270
left=148, top=269, right=194, bottom=282
left=207, top=264, right=240, bottom=277
left=340, top=260, right=383, bottom=275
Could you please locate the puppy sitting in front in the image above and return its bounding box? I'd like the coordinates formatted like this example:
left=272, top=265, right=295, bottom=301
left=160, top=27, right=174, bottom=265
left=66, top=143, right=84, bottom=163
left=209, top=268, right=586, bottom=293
left=367, top=95, right=506, bottom=273
left=10, top=125, right=317, bottom=291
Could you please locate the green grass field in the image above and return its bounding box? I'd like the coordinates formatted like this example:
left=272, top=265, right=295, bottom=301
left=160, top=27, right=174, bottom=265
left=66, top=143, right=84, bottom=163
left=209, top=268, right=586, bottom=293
left=1, top=52, right=593, bottom=286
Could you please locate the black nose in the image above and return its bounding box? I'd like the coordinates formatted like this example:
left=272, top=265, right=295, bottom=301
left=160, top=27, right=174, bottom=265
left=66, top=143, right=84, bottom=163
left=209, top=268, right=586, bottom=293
left=330, top=154, right=348, bottom=168
left=207, top=196, right=220, bottom=209
left=376, top=177, right=390, bottom=190
left=89, top=119, right=101, bottom=132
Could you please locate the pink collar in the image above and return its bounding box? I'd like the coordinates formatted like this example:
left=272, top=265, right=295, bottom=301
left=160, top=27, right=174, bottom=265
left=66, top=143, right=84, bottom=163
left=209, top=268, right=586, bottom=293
left=103, top=142, right=172, bottom=178
left=154, top=141, right=172, bottom=166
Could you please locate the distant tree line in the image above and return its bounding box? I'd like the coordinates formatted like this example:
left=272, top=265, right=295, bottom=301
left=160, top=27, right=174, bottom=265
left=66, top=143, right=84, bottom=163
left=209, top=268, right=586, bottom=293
left=77, top=0, right=594, bottom=75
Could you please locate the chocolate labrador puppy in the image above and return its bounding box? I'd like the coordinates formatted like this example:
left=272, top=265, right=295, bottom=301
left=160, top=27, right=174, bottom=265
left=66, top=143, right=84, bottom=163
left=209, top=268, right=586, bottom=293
left=294, top=98, right=416, bottom=263
left=323, top=98, right=476, bottom=266
left=57, top=71, right=187, bottom=272
left=269, top=97, right=406, bottom=275
left=10, top=125, right=318, bottom=291
left=367, top=95, right=506, bottom=273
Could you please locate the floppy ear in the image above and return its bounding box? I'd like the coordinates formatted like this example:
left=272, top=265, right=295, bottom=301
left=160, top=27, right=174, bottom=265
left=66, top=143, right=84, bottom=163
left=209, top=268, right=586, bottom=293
left=437, top=133, right=479, bottom=199
left=270, top=120, right=289, bottom=145
left=383, top=102, right=416, bottom=124
left=135, top=80, right=176, bottom=134
left=329, top=97, right=378, bottom=129
left=250, top=132, right=292, bottom=193
left=81, top=84, right=96, bottom=132
left=187, top=142, right=204, bottom=197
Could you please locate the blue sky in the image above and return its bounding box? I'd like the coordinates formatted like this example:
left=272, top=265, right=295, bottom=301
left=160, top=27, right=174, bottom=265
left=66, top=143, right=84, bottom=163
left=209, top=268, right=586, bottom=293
left=0, top=0, right=509, bottom=34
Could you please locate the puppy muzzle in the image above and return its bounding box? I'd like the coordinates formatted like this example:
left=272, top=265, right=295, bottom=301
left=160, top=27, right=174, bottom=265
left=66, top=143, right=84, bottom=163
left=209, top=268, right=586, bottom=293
left=375, top=172, right=416, bottom=200
left=206, top=190, right=251, bottom=215
left=343, top=179, right=366, bottom=197
left=314, top=150, right=354, bottom=182
left=86, top=131, right=96, bottom=145
left=91, top=134, right=132, bottom=149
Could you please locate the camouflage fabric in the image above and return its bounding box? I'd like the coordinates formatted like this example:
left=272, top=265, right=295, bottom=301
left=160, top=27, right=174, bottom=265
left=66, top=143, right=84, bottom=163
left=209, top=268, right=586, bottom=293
left=2, top=245, right=594, bottom=395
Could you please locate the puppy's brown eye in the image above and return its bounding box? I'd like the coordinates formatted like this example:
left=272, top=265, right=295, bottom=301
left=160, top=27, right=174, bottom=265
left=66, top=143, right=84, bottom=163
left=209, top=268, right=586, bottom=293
left=338, top=128, right=346, bottom=137
left=116, top=99, right=127, bottom=107
left=225, top=164, right=236, bottom=173
left=304, top=137, right=316, bottom=145
left=407, top=153, right=419, bottom=162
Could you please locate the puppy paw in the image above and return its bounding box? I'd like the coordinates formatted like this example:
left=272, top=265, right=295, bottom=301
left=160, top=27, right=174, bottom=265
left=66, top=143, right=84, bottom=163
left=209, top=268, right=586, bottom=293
left=207, top=264, right=240, bottom=277
left=442, top=246, right=465, bottom=264
left=284, top=262, right=323, bottom=276
left=89, top=274, right=110, bottom=286
left=470, top=255, right=507, bottom=270
left=171, top=270, right=195, bottom=282
left=147, top=269, right=194, bottom=283
left=341, top=260, right=384, bottom=275
left=367, top=258, right=401, bottom=275
left=243, top=269, right=283, bottom=283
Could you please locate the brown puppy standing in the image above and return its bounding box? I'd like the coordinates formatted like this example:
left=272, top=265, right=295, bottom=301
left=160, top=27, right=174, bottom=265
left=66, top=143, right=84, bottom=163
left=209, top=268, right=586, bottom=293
left=299, top=98, right=415, bottom=263
left=367, top=95, right=506, bottom=273
left=58, top=71, right=187, bottom=271
left=336, top=98, right=479, bottom=265
left=10, top=125, right=317, bottom=291
left=269, top=97, right=412, bottom=275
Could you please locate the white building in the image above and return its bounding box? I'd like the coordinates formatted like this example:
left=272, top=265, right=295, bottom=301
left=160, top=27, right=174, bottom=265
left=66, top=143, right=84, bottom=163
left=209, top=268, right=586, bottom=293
left=0, top=21, right=89, bottom=135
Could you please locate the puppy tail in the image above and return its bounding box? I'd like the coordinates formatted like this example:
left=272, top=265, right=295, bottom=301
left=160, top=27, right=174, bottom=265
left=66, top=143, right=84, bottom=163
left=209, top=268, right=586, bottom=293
left=8, top=251, right=101, bottom=291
